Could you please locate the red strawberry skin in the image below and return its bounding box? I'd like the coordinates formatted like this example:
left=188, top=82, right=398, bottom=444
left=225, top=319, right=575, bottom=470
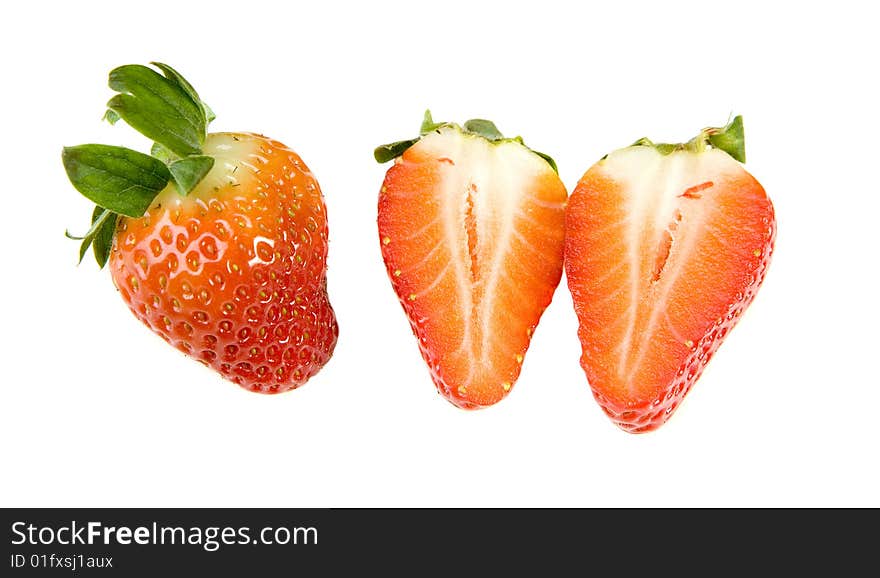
left=565, top=146, right=775, bottom=432
left=378, top=127, right=567, bottom=408
left=109, top=132, right=338, bottom=393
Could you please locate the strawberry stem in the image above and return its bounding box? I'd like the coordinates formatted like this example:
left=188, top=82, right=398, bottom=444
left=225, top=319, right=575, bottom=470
left=463, top=119, right=504, bottom=141
left=704, top=115, right=745, bottom=163
left=107, top=64, right=208, bottom=156
left=632, top=116, right=746, bottom=163
left=63, top=62, right=219, bottom=268
left=374, top=110, right=558, bottom=173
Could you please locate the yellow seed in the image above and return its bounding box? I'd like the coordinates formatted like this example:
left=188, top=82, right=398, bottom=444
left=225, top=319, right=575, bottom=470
left=515, top=354, right=523, bottom=364
left=393, top=269, right=401, bottom=277
left=685, top=340, right=694, bottom=348
left=382, top=236, right=391, bottom=245
left=408, top=294, right=417, bottom=301
left=457, top=386, right=467, bottom=396
left=753, top=249, right=762, bottom=257
left=501, top=382, right=512, bottom=392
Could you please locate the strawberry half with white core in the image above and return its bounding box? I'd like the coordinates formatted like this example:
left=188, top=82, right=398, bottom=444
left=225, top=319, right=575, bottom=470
left=565, top=116, right=775, bottom=432
left=375, top=111, right=567, bottom=409
left=63, top=62, right=337, bottom=394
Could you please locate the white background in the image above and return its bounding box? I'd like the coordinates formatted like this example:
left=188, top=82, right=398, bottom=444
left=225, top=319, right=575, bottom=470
left=1, top=0, right=877, bottom=508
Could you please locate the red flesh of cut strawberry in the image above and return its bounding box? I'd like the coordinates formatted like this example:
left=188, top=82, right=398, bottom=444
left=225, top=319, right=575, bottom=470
left=378, top=124, right=567, bottom=408
left=565, top=129, right=775, bottom=432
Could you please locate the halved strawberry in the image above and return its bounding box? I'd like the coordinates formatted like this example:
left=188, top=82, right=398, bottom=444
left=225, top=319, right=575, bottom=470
left=565, top=116, right=775, bottom=432
left=375, top=112, right=567, bottom=409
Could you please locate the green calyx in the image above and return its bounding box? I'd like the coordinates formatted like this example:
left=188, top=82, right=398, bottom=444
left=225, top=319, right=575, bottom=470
left=62, top=62, right=217, bottom=267
left=373, top=109, right=558, bottom=173
left=631, top=115, right=746, bottom=163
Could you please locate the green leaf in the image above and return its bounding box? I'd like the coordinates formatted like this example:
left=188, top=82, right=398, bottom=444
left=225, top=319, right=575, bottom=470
left=532, top=150, right=559, bottom=174
left=150, top=61, right=215, bottom=127
left=66, top=206, right=118, bottom=267
left=631, top=137, right=679, bottom=156
left=374, top=138, right=419, bottom=163
left=375, top=109, right=450, bottom=163
left=463, top=118, right=504, bottom=141
left=169, top=155, right=214, bottom=195
left=419, top=109, right=447, bottom=134
left=151, top=142, right=178, bottom=163
left=62, top=144, right=170, bottom=217
left=91, top=206, right=119, bottom=267
left=75, top=207, right=110, bottom=263
left=107, top=64, right=206, bottom=157
left=655, top=142, right=678, bottom=155
left=461, top=118, right=556, bottom=173
left=419, top=109, right=435, bottom=133
left=203, top=102, right=216, bottom=123
left=708, top=115, right=746, bottom=163
left=103, top=109, right=120, bottom=125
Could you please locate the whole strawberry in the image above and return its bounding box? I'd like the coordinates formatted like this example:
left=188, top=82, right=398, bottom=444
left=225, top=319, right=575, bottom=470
left=63, top=62, right=337, bottom=393
left=565, top=116, right=775, bottom=432
left=375, top=111, right=567, bottom=409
